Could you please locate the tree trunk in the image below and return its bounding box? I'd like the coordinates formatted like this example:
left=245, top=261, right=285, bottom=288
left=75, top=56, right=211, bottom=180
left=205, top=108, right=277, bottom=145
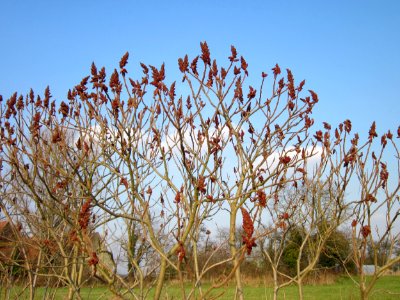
left=234, top=263, right=244, bottom=300
left=297, top=278, right=303, bottom=300
left=67, top=287, right=74, bottom=300
left=229, top=208, right=244, bottom=300
left=192, top=240, right=204, bottom=298
left=153, top=257, right=167, bottom=300
left=360, top=282, right=368, bottom=300
left=29, top=248, right=42, bottom=300
left=272, top=265, right=279, bottom=300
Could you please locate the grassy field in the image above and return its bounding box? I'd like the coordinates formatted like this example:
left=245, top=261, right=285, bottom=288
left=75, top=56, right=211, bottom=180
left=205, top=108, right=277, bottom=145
left=1, top=276, right=400, bottom=299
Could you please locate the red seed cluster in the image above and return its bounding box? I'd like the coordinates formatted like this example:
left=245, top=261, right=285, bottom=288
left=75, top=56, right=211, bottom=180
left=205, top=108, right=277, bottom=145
left=361, top=225, right=371, bottom=238
left=79, top=198, right=92, bottom=230
left=176, top=242, right=186, bottom=262
left=88, top=252, right=99, bottom=275
left=256, top=190, right=267, bottom=207
left=241, top=207, right=256, bottom=255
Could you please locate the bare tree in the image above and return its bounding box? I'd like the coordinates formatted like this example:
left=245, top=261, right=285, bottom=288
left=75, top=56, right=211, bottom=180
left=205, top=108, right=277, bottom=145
left=346, top=123, right=400, bottom=300
left=1, top=42, right=398, bottom=300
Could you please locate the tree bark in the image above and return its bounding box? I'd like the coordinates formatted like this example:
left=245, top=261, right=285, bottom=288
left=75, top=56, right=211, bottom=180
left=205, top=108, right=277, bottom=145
left=229, top=208, right=244, bottom=300
left=153, top=257, right=167, bottom=300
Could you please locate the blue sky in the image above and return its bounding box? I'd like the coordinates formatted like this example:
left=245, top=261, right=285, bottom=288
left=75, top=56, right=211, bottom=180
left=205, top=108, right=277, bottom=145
left=1, top=0, right=399, bottom=136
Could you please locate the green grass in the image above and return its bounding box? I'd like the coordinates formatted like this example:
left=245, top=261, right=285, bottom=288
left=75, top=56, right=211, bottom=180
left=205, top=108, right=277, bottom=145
left=160, top=276, right=400, bottom=300
left=1, top=276, right=400, bottom=299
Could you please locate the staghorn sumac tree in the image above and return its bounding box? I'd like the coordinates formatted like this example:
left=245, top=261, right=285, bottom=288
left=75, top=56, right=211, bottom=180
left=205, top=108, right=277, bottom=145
left=0, top=42, right=321, bottom=300
left=258, top=119, right=400, bottom=300
left=1, top=42, right=399, bottom=300
left=345, top=124, right=400, bottom=300
left=257, top=119, right=357, bottom=300
left=169, top=43, right=330, bottom=300
left=0, top=127, right=117, bottom=299
left=213, top=57, right=322, bottom=300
